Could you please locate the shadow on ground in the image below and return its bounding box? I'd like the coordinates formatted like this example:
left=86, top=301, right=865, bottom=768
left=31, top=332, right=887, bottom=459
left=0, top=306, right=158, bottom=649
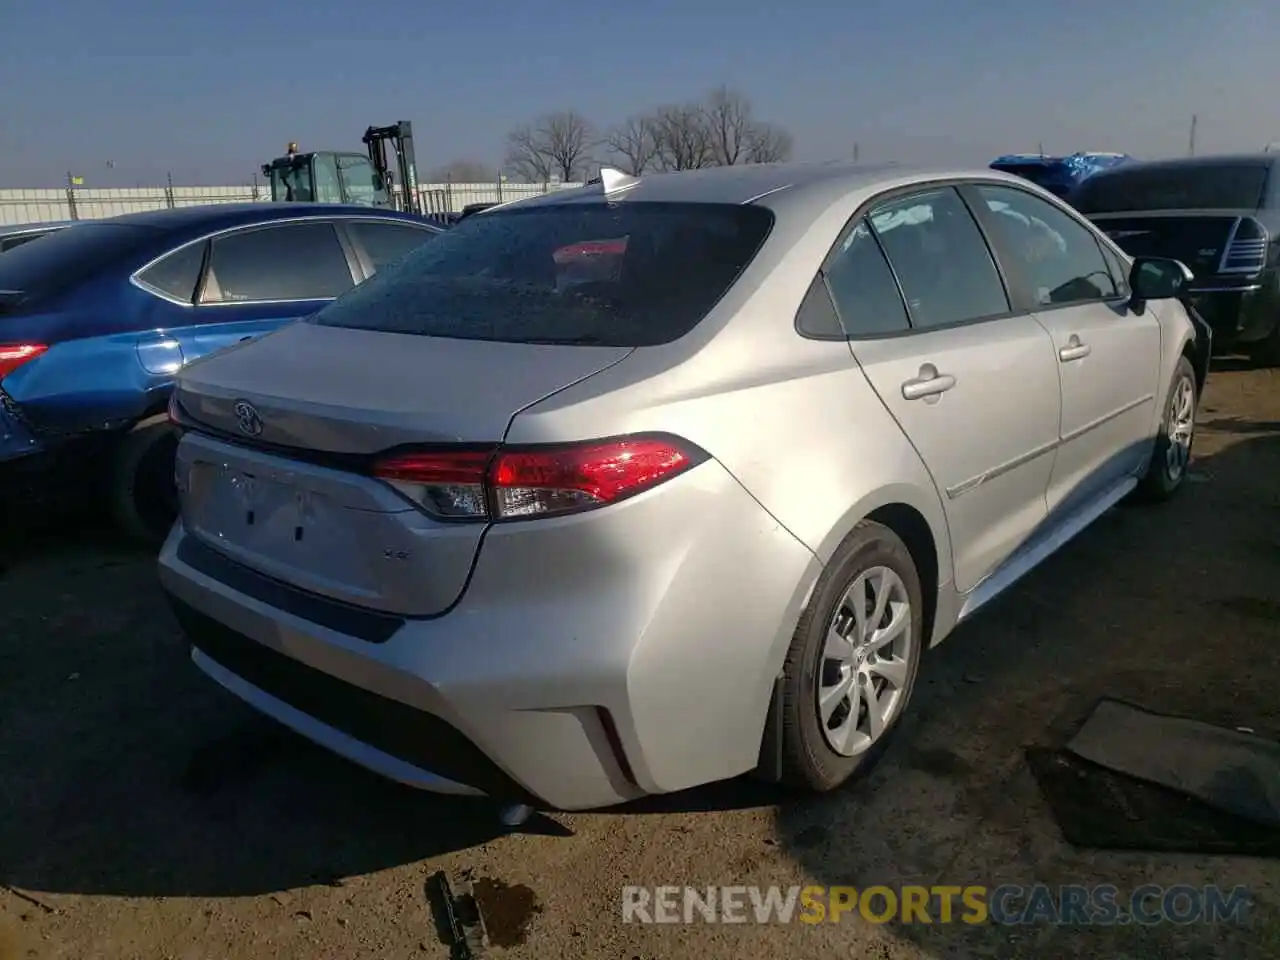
left=3, top=395, right=1279, bottom=960
left=0, top=508, right=518, bottom=900
left=767, top=425, right=1280, bottom=956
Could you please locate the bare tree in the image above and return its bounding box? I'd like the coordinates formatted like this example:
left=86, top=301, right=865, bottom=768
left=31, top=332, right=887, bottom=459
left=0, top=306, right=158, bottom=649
left=428, top=159, right=495, bottom=183
left=603, top=114, right=659, bottom=175
left=705, top=86, right=754, bottom=166
left=651, top=104, right=714, bottom=172
left=504, top=111, right=594, bottom=182
left=746, top=122, right=794, bottom=164
left=504, top=124, right=553, bottom=182
left=504, top=90, right=795, bottom=182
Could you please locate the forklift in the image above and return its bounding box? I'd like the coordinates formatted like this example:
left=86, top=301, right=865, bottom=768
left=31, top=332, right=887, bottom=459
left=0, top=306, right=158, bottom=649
left=261, top=121, right=422, bottom=215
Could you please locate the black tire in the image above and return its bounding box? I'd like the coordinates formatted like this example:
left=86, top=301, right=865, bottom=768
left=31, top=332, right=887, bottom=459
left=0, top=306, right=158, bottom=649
left=1135, top=355, right=1198, bottom=503
left=108, top=414, right=181, bottom=546
left=778, top=520, right=925, bottom=793
left=1246, top=322, right=1280, bottom=368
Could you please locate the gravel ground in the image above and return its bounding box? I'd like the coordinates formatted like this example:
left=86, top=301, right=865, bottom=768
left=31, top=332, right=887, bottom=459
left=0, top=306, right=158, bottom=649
left=2, top=362, right=1278, bottom=960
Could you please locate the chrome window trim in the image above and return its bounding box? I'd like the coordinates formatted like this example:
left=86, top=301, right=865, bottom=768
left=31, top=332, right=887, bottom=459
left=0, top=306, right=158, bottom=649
left=129, top=214, right=440, bottom=308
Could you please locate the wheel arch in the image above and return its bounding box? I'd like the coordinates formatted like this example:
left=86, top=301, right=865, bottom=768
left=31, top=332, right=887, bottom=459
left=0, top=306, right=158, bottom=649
left=1182, top=332, right=1208, bottom=396
left=754, top=487, right=950, bottom=783
left=864, top=501, right=940, bottom=651
left=810, top=482, right=952, bottom=632
left=1163, top=300, right=1208, bottom=396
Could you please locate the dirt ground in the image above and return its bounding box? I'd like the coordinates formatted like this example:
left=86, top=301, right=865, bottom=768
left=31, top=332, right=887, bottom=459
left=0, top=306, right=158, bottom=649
left=2, top=362, right=1279, bottom=960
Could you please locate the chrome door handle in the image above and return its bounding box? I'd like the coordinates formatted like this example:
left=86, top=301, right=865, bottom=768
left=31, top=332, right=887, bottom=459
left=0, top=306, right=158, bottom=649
left=1059, top=335, right=1091, bottom=362
left=901, top=363, right=956, bottom=401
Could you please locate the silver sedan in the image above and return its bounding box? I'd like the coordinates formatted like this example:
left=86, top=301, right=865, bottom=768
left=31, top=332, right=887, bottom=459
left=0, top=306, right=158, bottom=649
left=159, top=162, right=1205, bottom=811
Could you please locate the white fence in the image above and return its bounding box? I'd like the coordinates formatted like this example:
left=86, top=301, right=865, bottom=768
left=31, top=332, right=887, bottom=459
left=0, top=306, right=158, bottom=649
left=0, top=181, right=584, bottom=226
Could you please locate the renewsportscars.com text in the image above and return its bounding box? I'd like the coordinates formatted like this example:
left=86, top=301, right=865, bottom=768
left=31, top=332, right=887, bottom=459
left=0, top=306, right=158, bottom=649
left=621, top=884, right=1251, bottom=926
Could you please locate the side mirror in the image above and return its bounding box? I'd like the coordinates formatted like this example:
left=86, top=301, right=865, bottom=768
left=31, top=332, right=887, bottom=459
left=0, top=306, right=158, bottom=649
left=1129, top=257, right=1193, bottom=304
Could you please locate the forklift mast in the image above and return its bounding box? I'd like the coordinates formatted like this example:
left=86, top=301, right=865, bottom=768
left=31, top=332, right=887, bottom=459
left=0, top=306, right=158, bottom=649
left=363, top=121, right=421, bottom=215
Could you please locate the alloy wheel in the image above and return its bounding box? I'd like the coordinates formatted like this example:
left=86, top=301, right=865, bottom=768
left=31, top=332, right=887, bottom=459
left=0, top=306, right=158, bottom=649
left=1165, top=375, right=1196, bottom=481
left=817, top=565, right=915, bottom=757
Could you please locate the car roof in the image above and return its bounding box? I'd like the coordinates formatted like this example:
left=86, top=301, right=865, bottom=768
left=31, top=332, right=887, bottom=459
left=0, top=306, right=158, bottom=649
left=491, top=161, right=1036, bottom=218
left=0, top=220, right=71, bottom=237
left=1088, top=153, right=1279, bottom=178
left=86, top=203, right=440, bottom=232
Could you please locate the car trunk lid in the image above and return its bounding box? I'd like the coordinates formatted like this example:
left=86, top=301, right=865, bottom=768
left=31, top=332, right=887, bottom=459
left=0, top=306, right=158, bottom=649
left=175, top=320, right=631, bottom=451
left=173, top=320, right=631, bottom=616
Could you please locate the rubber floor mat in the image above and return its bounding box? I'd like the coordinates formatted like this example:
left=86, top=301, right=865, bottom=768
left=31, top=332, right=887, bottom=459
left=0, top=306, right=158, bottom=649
left=1027, top=698, right=1280, bottom=856
left=1067, top=698, right=1280, bottom=826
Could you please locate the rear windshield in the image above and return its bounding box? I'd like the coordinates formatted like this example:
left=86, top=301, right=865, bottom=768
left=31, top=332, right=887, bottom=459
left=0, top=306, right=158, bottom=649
left=312, top=202, right=775, bottom=346
left=0, top=222, right=156, bottom=302
left=1072, top=164, right=1269, bottom=213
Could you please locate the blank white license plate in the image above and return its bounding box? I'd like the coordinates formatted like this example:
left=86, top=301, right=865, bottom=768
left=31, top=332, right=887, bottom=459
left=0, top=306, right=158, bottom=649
left=196, top=465, right=332, bottom=553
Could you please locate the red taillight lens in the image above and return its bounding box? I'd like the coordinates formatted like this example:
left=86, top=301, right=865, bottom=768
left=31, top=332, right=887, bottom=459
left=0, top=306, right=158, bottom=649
left=0, top=344, right=47, bottom=381
left=373, top=449, right=494, bottom=519
left=371, top=435, right=706, bottom=522
left=489, top=437, right=700, bottom=519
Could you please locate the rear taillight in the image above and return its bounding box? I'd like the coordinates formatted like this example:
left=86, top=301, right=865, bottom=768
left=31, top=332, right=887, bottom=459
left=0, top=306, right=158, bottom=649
left=490, top=437, right=702, bottom=519
left=372, top=435, right=708, bottom=522
left=373, top=449, right=493, bottom=519
left=1218, top=216, right=1270, bottom=274
left=0, top=343, right=47, bottom=381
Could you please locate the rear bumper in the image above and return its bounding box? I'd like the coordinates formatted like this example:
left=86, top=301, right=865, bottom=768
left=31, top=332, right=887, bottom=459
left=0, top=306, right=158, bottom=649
left=0, top=391, right=46, bottom=465
left=0, top=397, right=120, bottom=503
left=158, top=461, right=821, bottom=811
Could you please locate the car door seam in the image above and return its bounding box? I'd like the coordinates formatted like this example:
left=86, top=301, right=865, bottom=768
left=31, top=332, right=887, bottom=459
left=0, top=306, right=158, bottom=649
left=845, top=344, right=958, bottom=568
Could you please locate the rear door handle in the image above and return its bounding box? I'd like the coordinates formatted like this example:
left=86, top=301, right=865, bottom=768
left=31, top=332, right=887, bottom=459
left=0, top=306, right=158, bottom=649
left=1059, top=335, right=1091, bottom=362
left=901, top=363, right=957, bottom=401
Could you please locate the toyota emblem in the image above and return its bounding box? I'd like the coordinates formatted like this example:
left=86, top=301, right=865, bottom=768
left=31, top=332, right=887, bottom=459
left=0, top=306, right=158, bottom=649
left=233, top=400, right=264, bottom=437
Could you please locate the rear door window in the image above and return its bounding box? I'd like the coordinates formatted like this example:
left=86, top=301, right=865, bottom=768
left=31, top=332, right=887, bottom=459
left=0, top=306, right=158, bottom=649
left=868, top=188, right=1010, bottom=329
left=200, top=221, right=354, bottom=304
left=313, top=202, right=774, bottom=346
left=136, top=241, right=206, bottom=302
left=346, top=221, right=440, bottom=272
left=820, top=219, right=910, bottom=337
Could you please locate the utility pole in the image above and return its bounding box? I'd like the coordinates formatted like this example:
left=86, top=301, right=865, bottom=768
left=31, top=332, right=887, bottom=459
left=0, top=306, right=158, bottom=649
left=1038, top=142, right=1045, bottom=157
left=852, top=142, right=860, bottom=163
left=1188, top=114, right=1198, bottom=157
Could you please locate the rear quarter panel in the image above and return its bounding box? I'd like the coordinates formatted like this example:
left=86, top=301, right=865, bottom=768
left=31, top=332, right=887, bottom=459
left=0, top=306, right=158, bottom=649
left=5, top=278, right=303, bottom=437
left=505, top=196, right=956, bottom=636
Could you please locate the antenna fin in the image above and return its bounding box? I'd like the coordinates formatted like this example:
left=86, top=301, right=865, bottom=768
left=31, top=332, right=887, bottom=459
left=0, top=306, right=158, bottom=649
left=598, top=166, right=641, bottom=195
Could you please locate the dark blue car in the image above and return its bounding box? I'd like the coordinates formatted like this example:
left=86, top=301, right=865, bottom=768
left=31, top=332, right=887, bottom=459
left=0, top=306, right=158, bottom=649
left=0, top=203, right=443, bottom=541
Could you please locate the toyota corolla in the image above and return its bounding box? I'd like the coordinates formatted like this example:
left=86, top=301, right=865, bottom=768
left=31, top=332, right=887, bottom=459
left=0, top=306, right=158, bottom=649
left=159, top=163, right=1205, bottom=811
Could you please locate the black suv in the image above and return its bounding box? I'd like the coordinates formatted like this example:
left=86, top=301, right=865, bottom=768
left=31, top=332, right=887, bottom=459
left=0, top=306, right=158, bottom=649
left=1071, top=154, right=1280, bottom=365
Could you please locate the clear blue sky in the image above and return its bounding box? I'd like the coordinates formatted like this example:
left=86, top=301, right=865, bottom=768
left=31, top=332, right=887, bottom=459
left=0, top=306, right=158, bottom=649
left=2, top=0, right=1278, bottom=187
